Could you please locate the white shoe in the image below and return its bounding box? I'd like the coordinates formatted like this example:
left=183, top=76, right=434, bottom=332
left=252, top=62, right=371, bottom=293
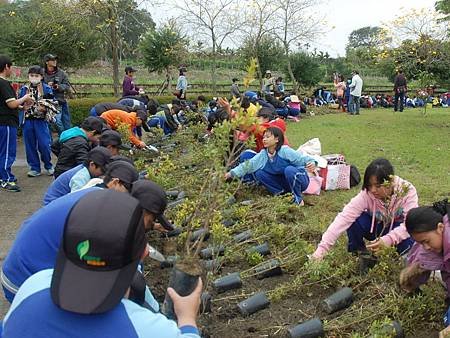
left=27, top=170, right=41, bottom=177
left=45, top=167, right=55, bottom=176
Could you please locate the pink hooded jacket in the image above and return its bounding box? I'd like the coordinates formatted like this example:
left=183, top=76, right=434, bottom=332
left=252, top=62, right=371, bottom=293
left=312, top=176, right=418, bottom=259
left=407, top=215, right=450, bottom=296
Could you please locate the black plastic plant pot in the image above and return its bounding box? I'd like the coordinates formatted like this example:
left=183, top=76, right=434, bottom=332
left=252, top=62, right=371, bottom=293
left=177, top=191, right=186, bottom=200
left=359, top=253, right=378, bottom=275
left=233, top=229, right=252, bottom=243
left=237, top=292, right=270, bottom=316
left=200, top=292, right=212, bottom=313
left=254, top=259, right=282, bottom=279
left=213, top=272, right=242, bottom=293
left=190, top=228, right=210, bottom=242
left=166, top=190, right=179, bottom=198
left=160, top=255, right=178, bottom=269
left=163, top=227, right=182, bottom=238
left=226, top=196, right=237, bottom=206
left=247, top=242, right=270, bottom=256
left=288, top=318, right=324, bottom=338
left=221, top=219, right=236, bottom=228
left=322, top=287, right=353, bottom=314
left=167, top=198, right=185, bottom=209
left=161, top=262, right=202, bottom=320
left=200, top=245, right=225, bottom=259
left=202, top=259, right=221, bottom=272
left=377, top=321, right=404, bottom=338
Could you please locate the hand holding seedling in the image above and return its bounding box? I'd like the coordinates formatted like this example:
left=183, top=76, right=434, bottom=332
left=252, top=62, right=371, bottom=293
left=439, top=326, right=450, bottom=338
left=399, top=262, right=426, bottom=293
left=167, top=277, right=203, bottom=328
left=366, top=238, right=385, bottom=253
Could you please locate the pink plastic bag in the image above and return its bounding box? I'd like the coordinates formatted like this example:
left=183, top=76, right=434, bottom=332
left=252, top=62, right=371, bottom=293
left=303, top=172, right=323, bottom=195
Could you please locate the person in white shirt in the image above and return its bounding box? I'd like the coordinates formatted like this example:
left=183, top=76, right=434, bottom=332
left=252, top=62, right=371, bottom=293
left=348, top=70, right=363, bottom=115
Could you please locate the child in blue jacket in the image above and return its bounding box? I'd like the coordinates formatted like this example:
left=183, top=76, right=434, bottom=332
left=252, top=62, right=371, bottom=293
left=19, top=66, right=58, bottom=177
left=225, top=127, right=316, bottom=205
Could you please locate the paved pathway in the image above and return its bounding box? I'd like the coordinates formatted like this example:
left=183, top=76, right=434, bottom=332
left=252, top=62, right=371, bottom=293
left=0, top=138, right=53, bottom=316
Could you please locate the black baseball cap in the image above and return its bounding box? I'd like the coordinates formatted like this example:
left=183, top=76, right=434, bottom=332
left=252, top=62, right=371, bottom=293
left=125, top=66, right=137, bottom=73
left=51, top=189, right=146, bottom=314
left=81, top=117, right=104, bottom=134
left=43, top=54, right=57, bottom=62
left=87, top=146, right=112, bottom=170
left=136, top=110, right=150, bottom=132
left=99, top=130, right=131, bottom=150
left=131, top=180, right=174, bottom=231
left=105, top=160, right=138, bottom=185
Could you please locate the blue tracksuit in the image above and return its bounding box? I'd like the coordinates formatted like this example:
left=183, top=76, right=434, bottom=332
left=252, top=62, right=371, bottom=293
left=230, top=146, right=315, bottom=204
left=19, top=83, right=54, bottom=173
left=42, top=164, right=84, bottom=205
left=1, top=269, right=199, bottom=338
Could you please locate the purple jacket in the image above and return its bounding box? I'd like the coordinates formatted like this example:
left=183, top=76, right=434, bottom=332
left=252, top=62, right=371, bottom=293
left=408, top=215, right=450, bottom=295
left=122, top=75, right=139, bottom=97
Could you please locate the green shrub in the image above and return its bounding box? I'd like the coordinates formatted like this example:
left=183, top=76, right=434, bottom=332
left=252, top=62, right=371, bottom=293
left=68, top=95, right=214, bottom=126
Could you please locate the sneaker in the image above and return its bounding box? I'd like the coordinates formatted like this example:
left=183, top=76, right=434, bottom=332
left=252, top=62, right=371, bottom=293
left=1, top=181, right=21, bottom=192
left=27, top=170, right=41, bottom=177
left=45, top=167, right=55, bottom=176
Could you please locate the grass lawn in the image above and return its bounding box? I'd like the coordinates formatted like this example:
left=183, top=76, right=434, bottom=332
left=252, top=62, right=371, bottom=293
left=287, top=107, right=450, bottom=205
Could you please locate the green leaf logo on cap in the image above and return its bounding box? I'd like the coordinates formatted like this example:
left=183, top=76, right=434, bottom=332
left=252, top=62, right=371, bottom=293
left=77, top=240, right=90, bottom=260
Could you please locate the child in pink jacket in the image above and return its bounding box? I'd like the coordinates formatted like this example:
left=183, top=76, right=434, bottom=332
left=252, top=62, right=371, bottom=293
left=312, top=158, right=418, bottom=260
left=399, top=201, right=450, bottom=331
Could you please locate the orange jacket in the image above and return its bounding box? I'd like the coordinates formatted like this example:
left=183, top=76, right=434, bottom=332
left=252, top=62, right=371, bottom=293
left=101, top=110, right=140, bottom=146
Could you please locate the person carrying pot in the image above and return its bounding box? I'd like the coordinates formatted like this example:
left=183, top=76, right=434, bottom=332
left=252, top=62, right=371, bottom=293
left=399, top=200, right=450, bottom=337
left=1, top=190, right=202, bottom=337
left=311, top=158, right=418, bottom=261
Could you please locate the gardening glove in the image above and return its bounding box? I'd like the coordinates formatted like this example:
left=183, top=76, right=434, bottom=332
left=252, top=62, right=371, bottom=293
left=399, top=263, right=427, bottom=293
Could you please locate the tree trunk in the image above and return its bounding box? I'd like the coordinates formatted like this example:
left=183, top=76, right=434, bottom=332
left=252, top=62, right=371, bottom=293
left=109, top=8, right=120, bottom=97
left=284, top=45, right=297, bottom=94
left=166, top=67, right=172, bottom=92
left=211, top=36, right=217, bottom=96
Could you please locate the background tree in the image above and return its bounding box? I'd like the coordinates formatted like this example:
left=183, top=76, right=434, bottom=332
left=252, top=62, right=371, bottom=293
left=435, top=0, right=450, bottom=22
left=273, top=0, right=325, bottom=93
left=0, top=0, right=101, bottom=68
left=140, top=20, right=189, bottom=95
left=239, top=0, right=278, bottom=88
left=286, top=51, right=324, bottom=89
left=239, top=35, right=284, bottom=84
left=175, top=0, right=239, bottom=95
left=346, top=26, right=390, bottom=50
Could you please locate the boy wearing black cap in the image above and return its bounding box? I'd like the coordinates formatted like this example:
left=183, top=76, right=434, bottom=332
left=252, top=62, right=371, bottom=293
left=99, top=129, right=130, bottom=156
left=2, top=190, right=202, bottom=337
left=131, top=179, right=174, bottom=232
left=43, top=54, right=71, bottom=133
left=101, top=109, right=149, bottom=148
left=69, top=146, right=112, bottom=192
left=5, top=161, right=140, bottom=302
left=52, top=116, right=103, bottom=178
left=42, top=146, right=111, bottom=205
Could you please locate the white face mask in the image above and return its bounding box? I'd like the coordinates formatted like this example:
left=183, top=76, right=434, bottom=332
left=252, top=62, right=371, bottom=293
left=29, top=76, right=41, bottom=85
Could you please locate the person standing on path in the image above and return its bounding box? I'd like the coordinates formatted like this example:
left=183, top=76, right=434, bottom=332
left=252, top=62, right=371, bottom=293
left=348, top=70, right=363, bottom=115
left=0, top=55, right=34, bottom=192
left=393, top=69, right=407, bottom=112
left=19, top=66, right=58, bottom=178
left=43, top=54, right=71, bottom=133
left=175, top=66, right=188, bottom=100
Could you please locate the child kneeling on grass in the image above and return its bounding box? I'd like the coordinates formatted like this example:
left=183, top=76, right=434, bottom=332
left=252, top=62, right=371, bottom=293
left=400, top=201, right=450, bottom=335
left=225, top=127, right=316, bottom=206
left=311, top=158, right=418, bottom=260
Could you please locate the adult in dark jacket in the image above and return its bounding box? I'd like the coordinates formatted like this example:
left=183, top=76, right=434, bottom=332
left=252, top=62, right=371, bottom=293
left=43, top=54, right=71, bottom=133
left=393, top=69, right=407, bottom=112
left=89, top=102, right=135, bottom=116
left=52, top=117, right=103, bottom=178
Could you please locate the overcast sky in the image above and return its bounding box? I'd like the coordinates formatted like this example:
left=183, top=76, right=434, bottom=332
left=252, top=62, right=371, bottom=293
left=147, top=0, right=438, bottom=57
